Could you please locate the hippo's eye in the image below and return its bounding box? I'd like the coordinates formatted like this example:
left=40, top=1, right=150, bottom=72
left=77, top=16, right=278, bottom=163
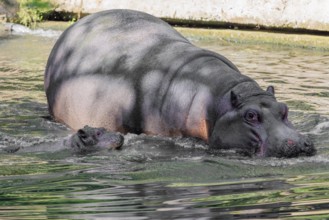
left=244, top=110, right=259, bottom=123
left=96, top=131, right=102, bottom=137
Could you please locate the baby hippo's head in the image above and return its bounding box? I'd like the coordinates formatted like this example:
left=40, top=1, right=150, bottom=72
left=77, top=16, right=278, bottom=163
left=66, top=125, right=124, bottom=153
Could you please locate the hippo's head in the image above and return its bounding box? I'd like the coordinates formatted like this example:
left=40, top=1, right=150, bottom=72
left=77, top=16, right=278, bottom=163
left=209, top=85, right=316, bottom=157
left=66, top=125, right=124, bottom=153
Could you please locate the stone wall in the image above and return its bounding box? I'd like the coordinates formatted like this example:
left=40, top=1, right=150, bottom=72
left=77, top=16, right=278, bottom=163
left=52, top=0, right=329, bottom=32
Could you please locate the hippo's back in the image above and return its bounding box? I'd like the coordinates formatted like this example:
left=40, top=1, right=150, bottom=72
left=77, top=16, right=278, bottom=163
left=45, top=9, right=244, bottom=135
left=45, top=9, right=189, bottom=91
left=44, top=9, right=201, bottom=131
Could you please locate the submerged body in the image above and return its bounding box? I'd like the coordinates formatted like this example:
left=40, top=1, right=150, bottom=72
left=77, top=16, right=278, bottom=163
left=2, top=126, right=124, bottom=154
left=45, top=9, right=315, bottom=157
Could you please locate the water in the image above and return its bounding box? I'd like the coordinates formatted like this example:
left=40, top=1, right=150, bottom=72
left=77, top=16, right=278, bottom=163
left=0, top=23, right=329, bottom=219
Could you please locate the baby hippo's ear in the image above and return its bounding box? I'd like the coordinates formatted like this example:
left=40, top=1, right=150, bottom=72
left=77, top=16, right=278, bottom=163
left=78, top=129, right=88, bottom=139
left=266, top=85, right=275, bottom=96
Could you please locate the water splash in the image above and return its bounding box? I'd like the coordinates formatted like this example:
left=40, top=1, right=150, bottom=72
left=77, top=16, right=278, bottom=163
left=310, top=120, right=329, bottom=135
left=4, top=23, right=62, bottom=38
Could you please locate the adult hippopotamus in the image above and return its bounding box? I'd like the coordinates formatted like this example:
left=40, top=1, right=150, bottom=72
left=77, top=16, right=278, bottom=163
left=44, top=9, right=315, bottom=157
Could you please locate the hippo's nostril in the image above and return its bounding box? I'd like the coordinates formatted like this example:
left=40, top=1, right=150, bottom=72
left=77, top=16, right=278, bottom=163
left=304, top=139, right=312, bottom=147
left=301, top=138, right=316, bottom=156
left=113, top=134, right=124, bottom=149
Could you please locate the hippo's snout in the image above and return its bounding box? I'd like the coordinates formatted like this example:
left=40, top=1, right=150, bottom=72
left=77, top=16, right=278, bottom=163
left=270, top=136, right=316, bottom=158
left=102, top=133, right=124, bottom=149
left=300, top=137, right=316, bottom=156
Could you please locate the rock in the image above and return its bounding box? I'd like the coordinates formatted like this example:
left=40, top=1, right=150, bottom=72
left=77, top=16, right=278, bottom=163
left=51, top=0, right=329, bottom=32
left=0, top=0, right=18, bottom=22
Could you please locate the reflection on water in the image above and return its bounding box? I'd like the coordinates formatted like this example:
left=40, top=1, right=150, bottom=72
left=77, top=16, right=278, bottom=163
left=0, top=24, right=328, bottom=219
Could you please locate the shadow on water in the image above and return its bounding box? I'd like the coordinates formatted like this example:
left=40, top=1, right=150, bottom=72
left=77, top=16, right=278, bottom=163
left=0, top=23, right=329, bottom=219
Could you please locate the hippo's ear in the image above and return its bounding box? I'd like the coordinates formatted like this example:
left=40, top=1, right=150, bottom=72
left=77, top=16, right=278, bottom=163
left=230, top=91, right=241, bottom=108
left=78, top=129, right=88, bottom=139
left=266, top=86, right=275, bottom=96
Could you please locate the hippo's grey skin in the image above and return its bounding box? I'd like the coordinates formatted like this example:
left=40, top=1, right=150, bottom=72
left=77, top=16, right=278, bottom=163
left=44, top=9, right=315, bottom=157
left=2, top=126, right=124, bottom=154
left=65, top=125, right=124, bottom=153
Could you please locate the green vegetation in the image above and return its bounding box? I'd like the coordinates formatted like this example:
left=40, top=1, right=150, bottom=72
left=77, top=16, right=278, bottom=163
left=16, top=0, right=55, bottom=27
left=177, top=27, right=329, bottom=51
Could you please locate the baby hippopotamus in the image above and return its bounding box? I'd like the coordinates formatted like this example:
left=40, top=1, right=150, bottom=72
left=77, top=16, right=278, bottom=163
left=2, top=126, right=124, bottom=154
left=65, top=125, right=124, bottom=153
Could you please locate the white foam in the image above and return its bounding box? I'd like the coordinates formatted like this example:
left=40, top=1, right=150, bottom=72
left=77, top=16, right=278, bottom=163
left=241, top=154, right=329, bottom=167
left=309, top=121, right=329, bottom=135
left=5, top=23, right=62, bottom=38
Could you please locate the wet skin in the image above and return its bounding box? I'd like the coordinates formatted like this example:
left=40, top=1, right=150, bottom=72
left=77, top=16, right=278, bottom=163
left=65, top=125, right=124, bottom=153
left=2, top=126, right=124, bottom=154
left=44, top=9, right=316, bottom=157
